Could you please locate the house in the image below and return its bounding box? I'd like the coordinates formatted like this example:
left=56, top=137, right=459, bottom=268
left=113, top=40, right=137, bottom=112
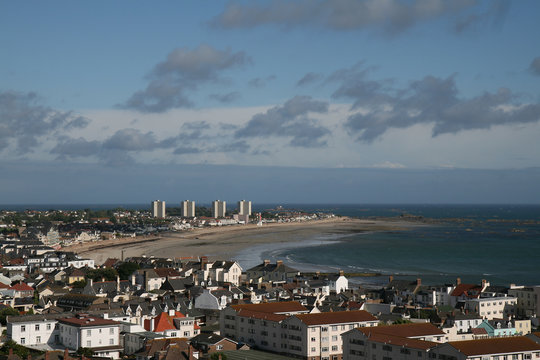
left=9, top=282, right=34, bottom=298
left=189, top=333, right=237, bottom=356
left=463, top=293, right=517, bottom=320
left=6, top=313, right=73, bottom=348
left=131, top=269, right=166, bottom=291
left=58, top=314, right=122, bottom=359
left=134, top=337, right=197, bottom=360
left=207, top=260, right=243, bottom=286
left=245, top=260, right=300, bottom=284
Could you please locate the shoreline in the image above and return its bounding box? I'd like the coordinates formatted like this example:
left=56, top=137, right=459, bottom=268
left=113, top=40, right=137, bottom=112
left=66, top=217, right=418, bottom=268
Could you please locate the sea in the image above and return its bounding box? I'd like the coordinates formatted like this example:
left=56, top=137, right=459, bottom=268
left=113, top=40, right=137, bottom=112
left=2, top=203, right=540, bottom=287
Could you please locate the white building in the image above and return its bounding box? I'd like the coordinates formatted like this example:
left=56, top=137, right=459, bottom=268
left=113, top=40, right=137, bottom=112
left=212, top=200, right=226, bottom=218
left=7, top=313, right=72, bottom=348
left=181, top=200, right=196, bottom=218
left=432, top=336, right=540, bottom=360
left=464, top=294, right=517, bottom=320
left=151, top=200, right=166, bottom=218
left=237, top=200, right=252, bottom=216
left=59, top=314, right=122, bottom=359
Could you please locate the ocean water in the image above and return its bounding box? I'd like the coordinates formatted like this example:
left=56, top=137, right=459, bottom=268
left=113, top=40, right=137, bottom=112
left=243, top=204, right=540, bottom=287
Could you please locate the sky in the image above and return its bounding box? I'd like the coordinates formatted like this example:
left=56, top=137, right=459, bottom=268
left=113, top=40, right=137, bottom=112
left=1, top=0, right=540, bottom=205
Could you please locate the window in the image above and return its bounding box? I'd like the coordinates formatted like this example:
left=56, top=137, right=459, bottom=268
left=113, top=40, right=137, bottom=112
left=110, top=328, right=115, bottom=334
left=35, top=324, right=40, bottom=331
left=109, top=339, right=114, bottom=345
left=332, top=345, right=338, bottom=351
left=311, top=337, right=316, bottom=342
left=87, top=329, right=91, bottom=336
left=332, top=335, right=338, bottom=341
left=322, top=347, right=329, bottom=352
left=311, top=347, right=316, bottom=352
left=170, top=332, right=177, bottom=337
left=36, top=336, right=41, bottom=344
left=216, top=345, right=223, bottom=350
left=87, top=340, right=91, bottom=347
left=184, top=331, right=190, bottom=337
left=21, top=325, right=26, bottom=332
left=46, top=324, right=51, bottom=330
left=20, top=338, right=25, bottom=344
left=331, top=326, right=338, bottom=331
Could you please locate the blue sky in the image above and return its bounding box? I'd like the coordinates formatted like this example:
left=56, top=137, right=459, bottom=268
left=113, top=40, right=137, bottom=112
left=1, top=0, right=540, bottom=204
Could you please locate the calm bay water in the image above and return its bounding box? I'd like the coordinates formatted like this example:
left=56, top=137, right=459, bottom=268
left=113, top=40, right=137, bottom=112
left=251, top=204, right=540, bottom=287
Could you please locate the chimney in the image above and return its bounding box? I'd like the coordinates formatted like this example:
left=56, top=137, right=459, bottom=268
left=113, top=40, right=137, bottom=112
left=276, top=260, right=283, bottom=266
left=9, top=349, right=13, bottom=356
left=456, top=277, right=461, bottom=285
left=388, top=275, right=394, bottom=283
left=416, top=278, right=422, bottom=286
left=45, top=351, right=50, bottom=360
left=116, top=275, right=121, bottom=292
left=64, top=348, right=70, bottom=360
left=263, top=259, right=270, bottom=265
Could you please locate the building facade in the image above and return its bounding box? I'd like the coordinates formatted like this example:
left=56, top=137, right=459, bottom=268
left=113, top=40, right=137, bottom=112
left=181, top=200, right=196, bottom=218
left=237, top=200, right=252, bottom=216
left=59, top=314, right=122, bottom=359
left=151, top=200, right=166, bottom=218
left=212, top=200, right=226, bottom=218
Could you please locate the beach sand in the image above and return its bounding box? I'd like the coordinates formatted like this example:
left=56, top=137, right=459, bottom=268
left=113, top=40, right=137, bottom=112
left=66, top=217, right=415, bottom=267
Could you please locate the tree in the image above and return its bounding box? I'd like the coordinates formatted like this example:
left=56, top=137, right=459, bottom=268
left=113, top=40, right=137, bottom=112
left=0, top=340, right=31, bottom=358
left=86, top=268, right=118, bottom=281
left=210, top=353, right=227, bottom=360
left=77, top=347, right=94, bottom=357
left=117, top=262, right=140, bottom=280
left=0, top=307, right=19, bottom=325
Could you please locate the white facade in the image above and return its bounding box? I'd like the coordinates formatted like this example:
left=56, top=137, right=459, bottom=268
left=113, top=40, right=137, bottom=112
left=151, top=200, right=166, bottom=218
left=7, top=314, right=68, bottom=348
left=181, top=200, right=196, bottom=218
left=59, top=315, right=122, bottom=359
left=212, top=200, right=226, bottom=218
left=465, top=295, right=517, bottom=320
left=237, top=200, right=252, bottom=216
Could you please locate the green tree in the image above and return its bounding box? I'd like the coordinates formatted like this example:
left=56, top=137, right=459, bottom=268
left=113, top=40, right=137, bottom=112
left=0, top=307, right=19, bottom=325
left=86, top=268, right=118, bottom=281
left=0, top=340, right=30, bottom=358
left=210, top=352, right=227, bottom=360
left=117, top=262, right=140, bottom=280
left=76, top=347, right=94, bottom=357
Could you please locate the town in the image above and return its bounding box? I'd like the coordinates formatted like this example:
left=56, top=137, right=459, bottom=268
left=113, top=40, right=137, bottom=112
left=0, top=203, right=539, bottom=360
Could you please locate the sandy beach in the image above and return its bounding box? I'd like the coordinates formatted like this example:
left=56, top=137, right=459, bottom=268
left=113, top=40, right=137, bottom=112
left=65, top=217, right=416, bottom=267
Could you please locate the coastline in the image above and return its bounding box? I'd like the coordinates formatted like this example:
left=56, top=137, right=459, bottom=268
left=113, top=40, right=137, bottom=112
left=67, top=217, right=417, bottom=269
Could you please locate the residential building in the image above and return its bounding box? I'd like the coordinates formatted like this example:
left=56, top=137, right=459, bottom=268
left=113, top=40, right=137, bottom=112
left=58, top=314, right=122, bottom=359
left=151, top=200, right=166, bottom=218
left=431, top=336, right=540, bottom=360
left=181, top=200, right=196, bottom=218
left=246, top=260, right=300, bottom=284
left=342, top=323, right=445, bottom=360
left=237, top=200, right=252, bottom=216
left=207, top=260, right=243, bottom=286
left=212, top=200, right=226, bottom=218
left=464, top=293, right=517, bottom=320
left=509, top=285, right=540, bottom=318
left=6, top=313, right=73, bottom=348
left=220, top=301, right=378, bottom=359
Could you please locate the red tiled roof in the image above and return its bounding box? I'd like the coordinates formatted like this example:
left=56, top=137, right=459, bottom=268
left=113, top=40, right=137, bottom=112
left=231, top=301, right=307, bottom=314
left=358, top=323, right=445, bottom=338
left=154, top=268, right=182, bottom=277
left=153, top=312, right=176, bottom=332
left=10, top=282, right=33, bottom=291
left=451, top=284, right=482, bottom=297
left=448, top=336, right=540, bottom=355
left=295, top=310, right=377, bottom=326
left=471, top=327, right=488, bottom=335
